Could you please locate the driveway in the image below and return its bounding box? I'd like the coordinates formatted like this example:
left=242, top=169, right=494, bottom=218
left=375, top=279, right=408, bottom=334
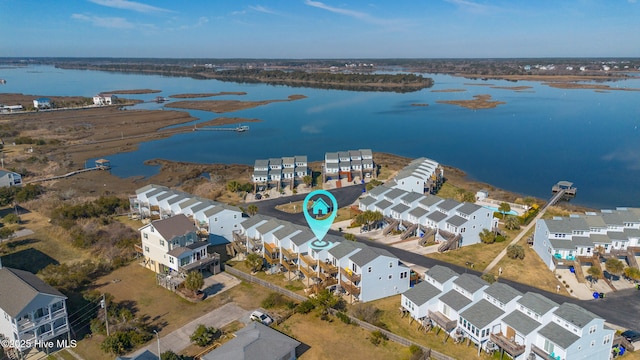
left=126, top=302, right=250, bottom=358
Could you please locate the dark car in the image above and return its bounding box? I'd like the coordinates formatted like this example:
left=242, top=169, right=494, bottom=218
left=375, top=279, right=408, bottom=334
left=621, top=330, right=640, bottom=342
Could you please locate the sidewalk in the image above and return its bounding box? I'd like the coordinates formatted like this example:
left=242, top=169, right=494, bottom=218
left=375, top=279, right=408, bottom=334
left=126, top=302, right=250, bottom=358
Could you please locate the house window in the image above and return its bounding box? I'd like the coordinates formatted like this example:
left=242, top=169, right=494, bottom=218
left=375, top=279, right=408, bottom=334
left=388, top=274, right=392, bottom=280
left=160, top=239, right=165, bottom=246
left=368, top=267, right=372, bottom=273
left=591, top=340, right=595, bottom=347
left=144, top=246, right=149, bottom=252
left=151, top=227, right=154, bottom=232
left=169, top=257, right=174, bottom=264
left=389, top=262, right=393, bottom=268
left=214, top=217, right=218, bottom=222
left=603, top=335, right=611, bottom=344
left=589, top=325, right=597, bottom=334
left=144, top=233, right=148, bottom=239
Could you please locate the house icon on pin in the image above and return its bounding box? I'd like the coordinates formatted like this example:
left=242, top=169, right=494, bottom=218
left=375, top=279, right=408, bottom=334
left=310, top=197, right=330, bottom=216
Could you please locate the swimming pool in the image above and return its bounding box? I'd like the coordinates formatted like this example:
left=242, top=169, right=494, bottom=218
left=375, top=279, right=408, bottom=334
left=482, top=206, right=518, bottom=216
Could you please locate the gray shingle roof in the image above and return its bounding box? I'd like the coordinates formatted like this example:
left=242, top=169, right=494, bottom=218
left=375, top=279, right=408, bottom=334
left=591, top=234, right=612, bottom=244
left=0, top=267, right=67, bottom=318
left=517, top=292, right=559, bottom=316
left=409, top=207, right=429, bottom=218
left=351, top=246, right=395, bottom=267
left=144, top=188, right=167, bottom=199
left=545, top=217, right=589, bottom=234
left=291, top=229, right=315, bottom=246
left=426, top=265, right=459, bottom=284
left=254, top=159, right=269, bottom=168
left=328, top=241, right=366, bottom=259
left=204, top=206, right=225, bottom=217
left=537, top=322, right=580, bottom=349
left=273, top=225, right=300, bottom=240
left=426, top=211, right=447, bottom=222
left=401, top=192, right=424, bottom=204
left=179, top=198, right=200, bottom=210
left=202, top=322, right=300, bottom=360
left=404, top=281, right=441, bottom=306
left=240, top=215, right=270, bottom=229
left=136, top=184, right=167, bottom=195
left=385, top=188, right=408, bottom=200
left=368, top=185, right=392, bottom=198
left=359, top=196, right=376, bottom=207
left=439, top=289, right=472, bottom=311
left=446, top=215, right=467, bottom=227
left=460, top=299, right=504, bottom=329
left=191, top=202, right=215, bottom=213
left=549, top=239, right=577, bottom=250
left=501, top=310, right=542, bottom=335
left=437, top=199, right=460, bottom=212
left=391, top=203, right=410, bottom=214
left=151, top=214, right=197, bottom=241
left=457, top=202, right=482, bottom=216
left=453, top=273, right=487, bottom=293
left=484, top=282, right=522, bottom=304
left=374, top=199, right=393, bottom=210
left=553, top=303, right=599, bottom=328
left=256, top=220, right=285, bottom=234
left=419, top=195, right=443, bottom=208
left=580, top=214, right=606, bottom=228
left=156, top=191, right=178, bottom=202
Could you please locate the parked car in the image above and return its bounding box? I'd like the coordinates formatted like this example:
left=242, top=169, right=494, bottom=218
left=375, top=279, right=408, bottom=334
left=250, top=310, right=273, bottom=325
left=622, top=330, right=640, bottom=342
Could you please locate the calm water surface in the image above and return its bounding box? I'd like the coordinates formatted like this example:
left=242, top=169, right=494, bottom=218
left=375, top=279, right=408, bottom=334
left=1, top=65, right=639, bottom=209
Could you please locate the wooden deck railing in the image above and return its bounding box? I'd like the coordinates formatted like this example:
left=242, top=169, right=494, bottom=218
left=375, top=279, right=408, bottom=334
left=340, top=267, right=361, bottom=283
left=489, top=333, right=526, bottom=357
left=340, top=281, right=361, bottom=296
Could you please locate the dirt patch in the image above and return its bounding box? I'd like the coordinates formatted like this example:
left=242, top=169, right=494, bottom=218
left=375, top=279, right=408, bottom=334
left=490, top=85, right=533, bottom=91
left=170, top=92, right=247, bottom=98
left=410, top=103, right=429, bottom=107
left=166, top=94, right=307, bottom=113
left=431, top=89, right=466, bottom=92
left=459, top=74, right=630, bottom=82
left=436, top=94, right=506, bottom=110
left=199, top=117, right=261, bottom=126
left=542, top=82, right=640, bottom=91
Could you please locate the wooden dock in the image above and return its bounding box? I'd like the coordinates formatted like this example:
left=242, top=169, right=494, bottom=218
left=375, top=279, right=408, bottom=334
left=25, top=159, right=111, bottom=184
left=193, top=125, right=249, bottom=132
left=552, top=180, right=577, bottom=196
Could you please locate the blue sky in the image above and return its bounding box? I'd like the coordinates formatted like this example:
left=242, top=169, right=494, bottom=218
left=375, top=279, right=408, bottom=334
left=1, top=0, right=639, bottom=58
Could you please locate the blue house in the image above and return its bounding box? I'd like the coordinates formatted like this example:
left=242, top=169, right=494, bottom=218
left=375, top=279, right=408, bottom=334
left=311, top=197, right=330, bottom=216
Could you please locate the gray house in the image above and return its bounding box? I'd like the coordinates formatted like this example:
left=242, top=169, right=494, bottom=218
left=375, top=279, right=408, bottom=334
left=202, top=322, right=300, bottom=360
left=0, top=169, right=22, bottom=187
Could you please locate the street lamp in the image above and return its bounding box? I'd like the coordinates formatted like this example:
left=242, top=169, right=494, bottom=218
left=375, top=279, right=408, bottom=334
left=153, top=330, right=161, bottom=359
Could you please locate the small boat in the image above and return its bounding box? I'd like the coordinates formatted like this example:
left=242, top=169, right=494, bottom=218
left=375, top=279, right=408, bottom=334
left=0, top=79, right=6, bottom=84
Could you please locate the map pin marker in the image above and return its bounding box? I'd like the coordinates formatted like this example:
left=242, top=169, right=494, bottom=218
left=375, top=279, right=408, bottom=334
left=303, top=190, right=338, bottom=250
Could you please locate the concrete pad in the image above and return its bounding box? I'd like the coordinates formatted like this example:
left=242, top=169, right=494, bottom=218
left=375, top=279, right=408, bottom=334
left=202, top=272, right=241, bottom=297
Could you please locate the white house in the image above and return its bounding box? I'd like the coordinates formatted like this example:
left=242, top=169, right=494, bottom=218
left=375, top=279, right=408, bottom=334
left=252, top=156, right=309, bottom=190
left=392, top=157, right=443, bottom=194
left=402, top=265, right=458, bottom=320
left=93, top=94, right=115, bottom=105
left=533, top=208, right=640, bottom=270
left=33, top=98, right=51, bottom=109
left=0, top=169, right=22, bottom=188
left=139, top=214, right=209, bottom=274
left=323, top=149, right=375, bottom=182
left=0, top=267, right=69, bottom=353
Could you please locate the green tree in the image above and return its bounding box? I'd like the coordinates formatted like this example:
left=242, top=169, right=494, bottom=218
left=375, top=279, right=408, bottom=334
left=184, top=271, right=204, bottom=295
left=479, top=228, right=495, bottom=244
left=343, top=233, right=356, bottom=241
left=245, top=253, right=263, bottom=273
left=190, top=324, right=218, bottom=347
left=247, top=204, right=258, bottom=216
left=504, top=215, right=521, bottom=230
left=506, top=244, right=525, bottom=260
left=226, top=181, right=239, bottom=193
left=302, top=175, right=313, bottom=187
left=498, top=202, right=511, bottom=216
left=624, top=267, right=640, bottom=281
left=605, top=258, right=625, bottom=276
left=0, top=227, right=15, bottom=240
left=161, top=350, right=187, bottom=360
left=357, top=210, right=383, bottom=230
left=3, top=213, right=20, bottom=224
left=587, top=266, right=601, bottom=282
left=312, top=289, right=346, bottom=316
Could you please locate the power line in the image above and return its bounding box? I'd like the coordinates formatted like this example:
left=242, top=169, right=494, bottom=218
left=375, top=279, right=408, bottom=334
left=67, top=298, right=102, bottom=319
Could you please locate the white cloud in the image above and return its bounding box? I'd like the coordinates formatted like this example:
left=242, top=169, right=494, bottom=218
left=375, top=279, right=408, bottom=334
left=445, top=0, right=490, bottom=13
left=248, top=5, right=278, bottom=15
left=303, top=0, right=401, bottom=27
left=71, top=13, right=135, bottom=29
left=602, top=144, right=640, bottom=170
left=301, top=124, right=322, bottom=134
left=629, top=0, right=637, bottom=4
left=231, top=10, right=247, bottom=16
left=88, top=0, right=172, bottom=13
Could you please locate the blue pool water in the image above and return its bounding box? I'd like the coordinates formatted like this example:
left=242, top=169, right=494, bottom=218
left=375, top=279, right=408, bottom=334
left=483, top=206, right=518, bottom=216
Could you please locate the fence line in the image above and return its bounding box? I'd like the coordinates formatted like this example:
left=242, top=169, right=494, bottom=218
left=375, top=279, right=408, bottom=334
left=224, top=266, right=455, bottom=360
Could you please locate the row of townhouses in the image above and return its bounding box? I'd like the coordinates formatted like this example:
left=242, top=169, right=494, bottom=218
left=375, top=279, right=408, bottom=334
left=0, top=265, right=70, bottom=354
left=533, top=207, right=640, bottom=270
left=386, top=157, right=444, bottom=194
left=402, top=265, right=615, bottom=360
left=251, top=156, right=309, bottom=190
left=232, top=215, right=410, bottom=302
left=359, top=185, right=497, bottom=251
left=322, top=149, right=375, bottom=182
left=132, top=185, right=245, bottom=277
left=0, top=169, right=22, bottom=188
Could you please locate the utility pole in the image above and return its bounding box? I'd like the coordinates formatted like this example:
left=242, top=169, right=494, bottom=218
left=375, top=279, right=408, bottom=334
left=101, top=294, right=110, bottom=336
left=154, top=330, right=161, bottom=359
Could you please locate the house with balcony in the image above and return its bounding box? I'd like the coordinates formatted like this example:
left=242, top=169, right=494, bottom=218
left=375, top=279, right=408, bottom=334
left=252, top=156, right=309, bottom=191
left=401, top=265, right=458, bottom=321
left=323, top=149, right=375, bottom=182
left=392, top=157, right=443, bottom=194
left=0, top=169, right=22, bottom=188
left=0, top=267, right=69, bottom=353
left=533, top=208, right=640, bottom=270
left=139, top=214, right=214, bottom=275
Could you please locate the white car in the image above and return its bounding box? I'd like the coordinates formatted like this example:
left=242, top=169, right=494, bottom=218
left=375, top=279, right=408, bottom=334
left=250, top=310, right=273, bottom=325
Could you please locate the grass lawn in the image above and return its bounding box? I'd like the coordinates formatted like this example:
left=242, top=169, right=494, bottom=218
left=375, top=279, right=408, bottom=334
left=278, top=312, right=412, bottom=360
left=228, top=261, right=307, bottom=295
left=427, top=240, right=510, bottom=271
left=362, top=295, right=494, bottom=359
left=435, top=182, right=463, bottom=200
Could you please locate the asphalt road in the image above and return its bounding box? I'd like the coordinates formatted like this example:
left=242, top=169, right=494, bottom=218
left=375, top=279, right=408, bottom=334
left=244, top=186, right=640, bottom=330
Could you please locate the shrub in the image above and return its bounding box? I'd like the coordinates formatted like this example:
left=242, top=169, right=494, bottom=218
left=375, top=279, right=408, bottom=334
left=336, top=311, right=351, bottom=324
left=369, top=330, right=388, bottom=346
left=296, top=300, right=316, bottom=314
left=506, top=244, right=525, bottom=260
left=3, top=213, right=20, bottom=224
left=481, top=273, right=496, bottom=284
left=351, top=303, right=381, bottom=325
left=495, top=235, right=506, bottom=243
left=261, top=292, right=293, bottom=309
left=190, top=324, right=218, bottom=347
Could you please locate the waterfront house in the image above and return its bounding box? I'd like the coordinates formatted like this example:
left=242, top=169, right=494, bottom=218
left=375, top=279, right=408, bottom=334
left=533, top=207, right=640, bottom=270
left=401, top=265, right=458, bottom=320
left=139, top=214, right=210, bottom=274
left=252, top=156, right=309, bottom=191
left=32, top=98, right=51, bottom=109
left=323, top=149, right=375, bottom=182
left=0, top=267, right=69, bottom=353
left=92, top=94, right=115, bottom=105
left=392, top=157, right=443, bottom=194
left=0, top=169, right=22, bottom=188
